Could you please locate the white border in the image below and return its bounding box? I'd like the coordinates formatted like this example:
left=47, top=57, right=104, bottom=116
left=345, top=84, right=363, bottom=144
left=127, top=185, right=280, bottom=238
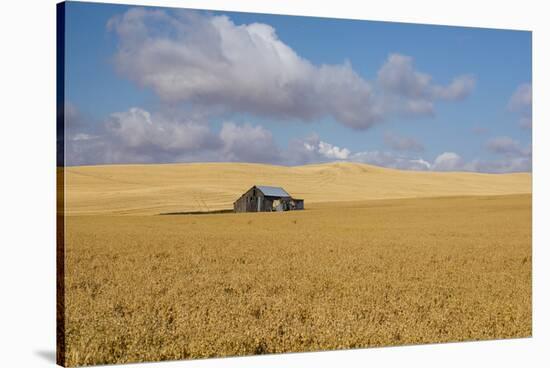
left=0, top=0, right=548, bottom=367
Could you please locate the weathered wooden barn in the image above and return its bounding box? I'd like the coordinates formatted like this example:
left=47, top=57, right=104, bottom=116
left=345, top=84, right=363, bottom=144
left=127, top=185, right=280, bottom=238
left=233, top=185, right=304, bottom=213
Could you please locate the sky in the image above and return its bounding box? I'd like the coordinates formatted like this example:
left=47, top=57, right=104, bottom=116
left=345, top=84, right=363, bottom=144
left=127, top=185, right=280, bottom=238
left=63, top=1, right=532, bottom=172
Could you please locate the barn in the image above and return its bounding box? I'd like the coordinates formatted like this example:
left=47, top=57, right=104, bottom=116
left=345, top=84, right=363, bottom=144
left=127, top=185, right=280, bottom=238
left=233, top=185, right=304, bottom=213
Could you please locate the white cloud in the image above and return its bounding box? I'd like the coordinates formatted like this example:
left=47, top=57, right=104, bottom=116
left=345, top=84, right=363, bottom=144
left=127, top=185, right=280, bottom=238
left=508, top=83, right=532, bottom=112
left=350, top=150, right=432, bottom=171
left=481, top=136, right=531, bottom=172
left=410, top=158, right=432, bottom=170
left=108, top=9, right=474, bottom=130
left=433, top=74, right=476, bottom=101
left=65, top=107, right=222, bottom=165
left=285, top=134, right=351, bottom=163
left=71, top=133, right=98, bottom=141
left=425, top=139, right=532, bottom=173
left=486, top=136, right=524, bottom=156
left=219, top=122, right=281, bottom=163
left=377, top=54, right=433, bottom=99
left=431, top=152, right=464, bottom=171
left=105, top=107, right=219, bottom=152
left=508, top=83, right=532, bottom=129
left=65, top=108, right=531, bottom=173
left=317, top=141, right=351, bottom=160
left=376, top=54, right=475, bottom=117
left=108, top=8, right=379, bottom=130
left=350, top=149, right=530, bottom=174
left=464, top=157, right=531, bottom=173
left=65, top=106, right=282, bottom=165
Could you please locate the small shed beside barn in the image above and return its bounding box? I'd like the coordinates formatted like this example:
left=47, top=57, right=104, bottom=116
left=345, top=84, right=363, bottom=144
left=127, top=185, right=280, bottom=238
left=233, top=185, right=304, bottom=213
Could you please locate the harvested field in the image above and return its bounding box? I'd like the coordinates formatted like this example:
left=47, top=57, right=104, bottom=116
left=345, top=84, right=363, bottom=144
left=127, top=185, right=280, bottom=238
left=63, top=191, right=532, bottom=366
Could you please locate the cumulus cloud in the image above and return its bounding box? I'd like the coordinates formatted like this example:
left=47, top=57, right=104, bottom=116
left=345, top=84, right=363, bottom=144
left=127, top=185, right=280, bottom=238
left=508, top=83, right=532, bottom=112
left=351, top=148, right=530, bottom=173
left=105, top=108, right=218, bottom=152
left=431, top=152, right=464, bottom=171
left=65, top=106, right=531, bottom=173
left=481, top=136, right=531, bottom=172
left=65, top=107, right=222, bottom=165
left=409, top=158, right=433, bottom=170
left=107, top=9, right=474, bottom=130
left=72, top=133, right=98, bottom=141
left=508, top=83, right=532, bottom=129
left=465, top=157, right=531, bottom=173
left=377, top=54, right=474, bottom=102
left=285, top=134, right=351, bottom=164
left=285, top=134, right=431, bottom=170
left=316, top=141, right=351, bottom=160
left=486, top=136, right=525, bottom=156
left=65, top=102, right=531, bottom=173
left=433, top=74, right=476, bottom=101
left=418, top=137, right=532, bottom=173
left=427, top=143, right=531, bottom=173
left=376, top=54, right=475, bottom=116
left=65, top=106, right=286, bottom=166
left=377, top=54, right=433, bottom=99
left=383, top=131, right=424, bottom=152
left=108, top=8, right=380, bottom=129
left=351, top=150, right=432, bottom=171
left=284, top=134, right=322, bottom=165
left=219, top=122, right=281, bottom=163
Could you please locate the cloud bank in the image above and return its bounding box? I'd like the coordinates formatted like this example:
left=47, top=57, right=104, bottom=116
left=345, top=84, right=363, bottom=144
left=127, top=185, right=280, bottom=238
left=65, top=107, right=286, bottom=166
left=107, top=8, right=474, bottom=130
left=65, top=100, right=530, bottom=173
left=377, top=54, right=475, bottom=117
left=508, top=83, right=532, bottom=129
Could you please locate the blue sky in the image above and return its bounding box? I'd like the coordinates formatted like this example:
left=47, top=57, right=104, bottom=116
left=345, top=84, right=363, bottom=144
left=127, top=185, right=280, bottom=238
left=63, top=1, right=532, bottom=172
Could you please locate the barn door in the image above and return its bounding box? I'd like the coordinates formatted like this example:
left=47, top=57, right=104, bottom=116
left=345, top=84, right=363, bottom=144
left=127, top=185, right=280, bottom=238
left=257, top=197, right=261, bottom=212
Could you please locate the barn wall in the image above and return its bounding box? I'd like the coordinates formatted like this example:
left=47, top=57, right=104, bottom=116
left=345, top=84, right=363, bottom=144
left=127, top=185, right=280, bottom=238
left=234, top=186, right=304, bottom=213
left=234, top=186, right=266, bottom=213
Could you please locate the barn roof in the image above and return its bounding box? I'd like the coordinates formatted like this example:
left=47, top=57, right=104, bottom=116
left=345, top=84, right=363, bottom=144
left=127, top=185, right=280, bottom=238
left=256, top=185, right=291, bottom=197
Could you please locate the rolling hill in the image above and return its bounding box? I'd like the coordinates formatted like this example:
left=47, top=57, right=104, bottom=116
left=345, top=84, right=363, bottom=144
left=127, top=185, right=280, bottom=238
left=62, top=162, right=531, bottom=215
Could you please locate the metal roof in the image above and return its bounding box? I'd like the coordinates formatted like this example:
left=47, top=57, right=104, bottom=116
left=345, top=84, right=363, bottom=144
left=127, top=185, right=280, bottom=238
left=256, top=185, right=291, bottom=197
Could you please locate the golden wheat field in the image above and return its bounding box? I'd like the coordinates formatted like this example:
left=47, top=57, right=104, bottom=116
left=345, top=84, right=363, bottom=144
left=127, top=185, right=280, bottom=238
left=61, top=163, right=532, bottom=366
left=63, top=162, right=531, bottom=215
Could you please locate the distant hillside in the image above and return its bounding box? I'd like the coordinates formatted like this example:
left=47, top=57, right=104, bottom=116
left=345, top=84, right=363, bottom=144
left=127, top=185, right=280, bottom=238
left=62, top=162, right=532, bottom=215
